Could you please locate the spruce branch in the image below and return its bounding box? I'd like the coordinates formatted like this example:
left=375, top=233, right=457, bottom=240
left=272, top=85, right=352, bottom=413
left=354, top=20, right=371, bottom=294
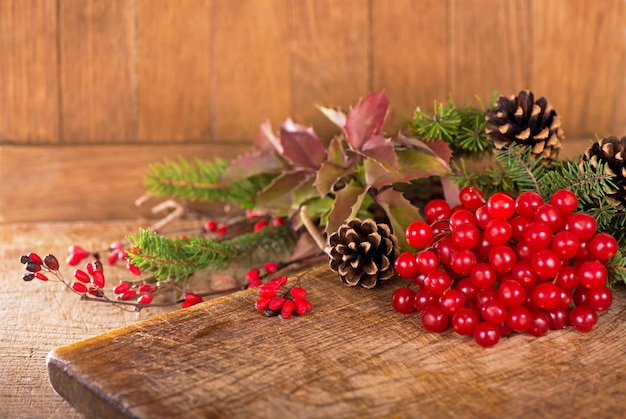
left=144, top=157, right=275, bottom=209
left=607, top=249, right=626, bottom=287
left=127, top=225, right=297, bottom=281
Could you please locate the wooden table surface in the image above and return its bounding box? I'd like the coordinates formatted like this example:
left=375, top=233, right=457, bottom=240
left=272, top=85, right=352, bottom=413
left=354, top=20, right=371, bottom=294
left=3, top=220, right=626, bottom=418
left=0, top=220, right=176, bottom=418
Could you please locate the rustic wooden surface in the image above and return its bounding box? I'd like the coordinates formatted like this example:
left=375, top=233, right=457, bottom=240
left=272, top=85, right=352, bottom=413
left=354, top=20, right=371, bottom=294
left=48, top=258, right=626, bottom=417
left=0, top=220, right=177, bottom=419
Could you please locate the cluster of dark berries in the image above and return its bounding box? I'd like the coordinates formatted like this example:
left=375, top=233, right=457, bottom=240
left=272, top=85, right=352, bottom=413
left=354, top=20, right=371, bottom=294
left=21, top=252, right=59, bottom=282
left=254, top=276, right=312, bottom=319
left=392, top=186, right=618, bottom=348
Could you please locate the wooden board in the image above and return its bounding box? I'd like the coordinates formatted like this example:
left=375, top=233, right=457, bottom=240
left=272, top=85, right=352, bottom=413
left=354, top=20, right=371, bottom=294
left=48, top=264, right=626, bottom=418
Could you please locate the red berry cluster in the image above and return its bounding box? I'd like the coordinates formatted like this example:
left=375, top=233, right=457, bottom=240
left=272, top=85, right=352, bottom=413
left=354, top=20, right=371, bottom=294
left=392, top=186, right=618, bottom=348
left=254, top=277, right=312, bottom=319
left=244, top=262, right=280, bottom=288
left=72, top=259, right=106, bottom=295
left=20, top=252, right=59, bottom=282
left=113, top=281, right=158, bottom=304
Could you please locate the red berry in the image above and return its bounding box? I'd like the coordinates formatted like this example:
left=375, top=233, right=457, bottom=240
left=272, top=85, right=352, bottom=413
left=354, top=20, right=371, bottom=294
left=137, top=293, right=153, bottom=305
left=73, top=269, right=91, bottom=283
left=424, top=199, right=451, bottom=222
left=91, top=270, right=105, bottom=288
left=138, top=283, right=157, bottom=294
left=127, top=261, right=141, bottom=276
left=515, top=191, right=544, bottom=218
left=394, top=251, right=420, bottom=278
left=534, top=204, right=564, bottom=231
left=497, top=279, right=526, bottom=307
left=481, top=298, right=508, bottom=324
left=505, top=305, right=532, bottom=332
left=522, top=222, right=552, bottom=251
left=438, top=289, right=466, bottom=315
left=405, top=221, right=433, bottom=249
left=35, top=272, right=49, bottom=281
left=248, top=279, right=262, bottom=288
left=483, top=218, right=513, bottom=246
left=531, top=282, right=561, bottom=310
left=510, top=216, right=532, bottom=242
left=392, top=287, right=417, bottom=314
left=72, top=282, right=88, bottom=293
left=488, top=245, right=517, bottom=274
left=271, top=275, right=288, bottom=286
left=184, top=292, right=203, bottom=305
left=414, top=288, right=436, bottom=311
left=510, top=261, right=539, bottom=287
left=530, top=248, right=561, bottom=279
left=550, top=189, right=578, bottom=214
left=546, top=307, right=570, bottom=330
left=253, top=220, right=268, bottom=232
left=415, top=250, right=440, bottom=275
left=290, top=286, right=308, bottom=300
left=269, top=297, right=286, bottom=311
left=255, top=297, right=271, bottom=311
left=451, top=223, right=480, bottom=250
left=434, top=237, right=455, bottom=265
left=26, top=252, right=43, bottom=264
left=487, top=192, right=515, bottom=219
left=555, top=265, right=578, bottom=289
left=551, top=230, right=580, bottom=259
left=577, top=261, right=608, bottom=289
left=527, top=309, right=550, bottom=337
left=424, top=270, right=452, bottom=295
left=293, top=299, right=310, bottom=315
left=216, top=224, right=228, bottom=235
left=473, top=322, right=501, bottom=347
left=120, top=289, right=136, bottom=301
left=421, top=305, right=450, bottom=332
left=585, top=286, right=613, bottom=312
left=449, top=250, right=477, bottom=275
left=459, top=186, right=485, bottom=210
left=203, top=220, right=218, bottom=232
left=271, top=218, right=285, bottom=227
left=257, top=287, right=277, bottom=298
left=565, top=213, right=597, bottom=240
left=569, top=305, right=598, bottom=332
left=264, top=262, right=279, bottom=274
left=245, top=268, right=260, bottom=283
left=451, top=307, right=480, bottom=336
left=280, top=299, right=295, bottom=319
left=449, top=209, right=477, bottom=230
left=113, top=282, right=130, bottom=295
left=588, top=232, right=618, bottom=261
left=454, top=277, right=478, bottom=303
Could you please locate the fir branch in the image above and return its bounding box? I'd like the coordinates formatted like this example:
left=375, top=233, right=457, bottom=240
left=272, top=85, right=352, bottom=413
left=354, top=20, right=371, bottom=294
left=127, top=225, right=297, bottom=281
left=607, top=249, right=626, bottom=287
left=144, top=157, right=275, bottom=209
left=496, top=147, right=544, bottom=194
left=410, top=100, right=462, bottom=143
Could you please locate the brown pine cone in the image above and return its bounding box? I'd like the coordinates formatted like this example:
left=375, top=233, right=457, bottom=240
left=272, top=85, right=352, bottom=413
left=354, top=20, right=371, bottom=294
left=580, top=135, right=626, bottom=206
left=328, top=218, right=400, bottom=289
left=486, top=90, right=564, bottom=159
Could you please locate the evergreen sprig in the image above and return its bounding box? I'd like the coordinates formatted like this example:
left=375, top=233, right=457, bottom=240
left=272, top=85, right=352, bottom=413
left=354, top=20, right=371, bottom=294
left=607, top=249, right=626, bottom=287
left=127, top=225, right=297, bottom=281
left=144, top=157, right=275, bottom=209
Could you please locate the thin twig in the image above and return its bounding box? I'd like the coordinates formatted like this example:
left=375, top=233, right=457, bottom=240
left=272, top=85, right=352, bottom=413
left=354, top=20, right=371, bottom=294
left=299, top=206, right=330, bottom=255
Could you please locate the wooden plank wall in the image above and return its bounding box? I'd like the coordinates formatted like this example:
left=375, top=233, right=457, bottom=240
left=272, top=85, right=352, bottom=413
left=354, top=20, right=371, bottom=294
left=0, top=0, right=624, bottom=222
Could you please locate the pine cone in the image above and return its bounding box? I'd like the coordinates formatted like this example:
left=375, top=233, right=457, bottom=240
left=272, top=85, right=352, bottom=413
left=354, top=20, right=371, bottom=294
left=485, top=90, right=564, bottom=159
left=581, top=135, right=626, bottom=206
left=328, top=218, right=400, bottom=289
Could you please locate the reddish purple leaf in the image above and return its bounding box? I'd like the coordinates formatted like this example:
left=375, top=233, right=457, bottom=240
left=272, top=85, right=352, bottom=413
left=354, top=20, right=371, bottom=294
left=255, top=171, right=311, bottom=214
left=254, top=120, right=283, bottom=154
left=360, top=134, right=398, bottom=171
left=280, top=118, right=326, bottom=169
left=220, top=150, right=284, bottom=184
left=318, top=105, right=347, bottom=129
left=344, top=91, right=390, bottom=150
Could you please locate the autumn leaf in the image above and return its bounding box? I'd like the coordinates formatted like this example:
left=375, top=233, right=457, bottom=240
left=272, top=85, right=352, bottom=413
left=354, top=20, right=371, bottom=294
left=254, top=120, right=283, bottom=154
left=344, top=91, right=390, bottom=151
left=375, top=188, right=423, bottom=250
left=220, top=150, right=284, bottom=184
left=254, top=171, right=311, bottom=213
left=279, top=118, right=326, bottom=169
left=317, top=105, right=347, bottom=129
left=325, top=182, right=369, bottom=236
left=364, top=149, right=450, bottom=189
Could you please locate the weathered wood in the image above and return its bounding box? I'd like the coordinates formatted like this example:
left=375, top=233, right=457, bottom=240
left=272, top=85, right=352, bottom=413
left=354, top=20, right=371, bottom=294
left=0, top=143, right=250, bottom=223
left=450, top=0, right=530, bottom=105
left=0, top=220, right=176, bottom=419
left=531, top=0, right=626, bottom=138
left=47, top=263, right=626, bottom=418
left=59, top=0, right=136, bottom=142
left=136, top=0, right=212, bottom=142
left=0, top=0, right=59, bottom=143
left=212, top=0, right=291, bottom=141
left=290, top=0, right=370, bottom=139
left=371, top=0, right=448, bottom=130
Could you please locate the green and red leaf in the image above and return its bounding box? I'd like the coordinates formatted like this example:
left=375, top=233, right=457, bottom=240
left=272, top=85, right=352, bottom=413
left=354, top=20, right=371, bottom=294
left=254, top=171, right=311, bottom=214
left=317, top=105, right=347, bottom=129
left=364, top=149, right=450, bottom=189
left=345, top=91, right=390, bottom=151
left=254, top=120, right=283, bottom=154
left=324, top=181, right=369, bottom=236
left=220, top=150, right=284, bottom=184
left=359, top=134, right=398, bottom=171
left=375, top=188, right=423, bottom=250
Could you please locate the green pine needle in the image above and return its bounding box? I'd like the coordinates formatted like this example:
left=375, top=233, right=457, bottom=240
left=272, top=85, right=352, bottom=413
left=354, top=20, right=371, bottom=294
left=127, top=225, right=297, bottom=281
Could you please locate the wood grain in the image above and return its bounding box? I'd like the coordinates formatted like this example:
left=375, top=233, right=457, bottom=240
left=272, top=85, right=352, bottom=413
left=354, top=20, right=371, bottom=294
left=0, top=220, right=176, bottom=419
left=450, top=0, right=530, bottom=105
left=531, top=0, right=626, bottom=138
left=290, top=0, right=371, bottom=140
left=0, top=143, right=249, bottom=223
left=0, top=0, right=59, bottom=143
left=211, top=0, right=291, bottom=142
left=371, top=0, right=448, bottom=130
left=137, top=0, right=212, bottom=142
left=47, top=263, right=626, bottom=418
left=59, top=0, right=136, bottom=142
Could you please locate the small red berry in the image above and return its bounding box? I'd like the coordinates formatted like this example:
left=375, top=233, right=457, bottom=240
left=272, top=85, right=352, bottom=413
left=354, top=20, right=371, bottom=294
left=184, top=292, right=203, bottom=305
left=27, top=252, right=43, bottom=264
left=253, top=220, right=268, bottom=232
left=264, top=262, right=278, bottom=274
left=281, top=299, right=295, bottom=319
left=139, top=283, right=157, bottom=294
left=391, top=287, right=417, bottom=314
left=35, top=272, right=49, bottom=281
left=269, top=297, right=286, bottom=311
left=255, top=297, right=271, bottom=311
left=73, top=269, right=91, bottom=283
left=120, top=289, right=136, bottom=301
left=424, top=199, right=451, bottom=222
left=91, top=270, right=105, bottom=288
left=248, top=279, right=262, bottom=288
left=487, top=192, right=515, bottom=219
left=293, top=299, right=309, bottom=315
left=127, top=261, right=141, bottom=276
left=290, top=286, right=308, bottom=300
left=137, top=293, right=153, bottom=305
left=271, top=217, right=285, bottom=227
left=271, top=275, right=288, bottom=286
left=203, top=220, right=218, bottom=232
left=245, top=268, right=260, bottom=283
left=258, top=287, right=277, bottom=298
left=459, top=186, right=485, bottom=210
left=113, top=282, right=131, bottom=295
left=72, top=282, right=88, bottom=293
left=216, top=224, right=228, bottom=235
left=406, top=221, right=433, bottom=249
